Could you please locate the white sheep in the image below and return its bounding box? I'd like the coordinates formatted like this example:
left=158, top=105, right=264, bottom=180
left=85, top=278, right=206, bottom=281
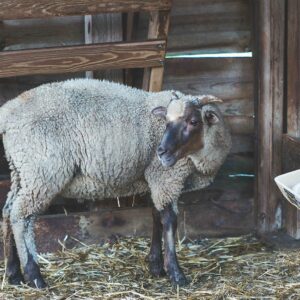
left=0, top=79, right=231, bottom=288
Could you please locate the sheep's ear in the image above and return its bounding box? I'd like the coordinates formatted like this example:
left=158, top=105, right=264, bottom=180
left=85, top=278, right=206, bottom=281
left=152, top=106, right=167, bottom=119
left=203, top=110, right=220, bottom=125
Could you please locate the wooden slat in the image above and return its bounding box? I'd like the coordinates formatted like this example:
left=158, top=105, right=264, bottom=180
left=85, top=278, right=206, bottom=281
left=254, top=0, right=285, bottom=234
left=89, top=14, right=124, bottom=83
left=285, top=0, right=300, bottom=239
left=163, top=57, right=254, bottom=136
left=0, top=40, right=166, bottom=78
left=0, top=17, right=84, bottom=52
left=138, top=0, right=252, bottom=53
left=168, top=0, right=252, bottom=53
left=0, top=0, right=172, bottom=21
left=0, top=200, right=253, bottom=257
left=142, top=11, right=170, bottom=92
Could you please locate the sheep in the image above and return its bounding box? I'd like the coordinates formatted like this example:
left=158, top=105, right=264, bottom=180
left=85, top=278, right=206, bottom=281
left=0, top=79, right=231, bottom=288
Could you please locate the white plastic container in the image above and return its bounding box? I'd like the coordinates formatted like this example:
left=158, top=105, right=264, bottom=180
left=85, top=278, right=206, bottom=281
left=275, top=169, right=300, bottom=209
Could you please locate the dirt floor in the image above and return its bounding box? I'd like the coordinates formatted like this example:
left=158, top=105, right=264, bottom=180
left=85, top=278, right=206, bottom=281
left=0, top=234, right=300, bottom=299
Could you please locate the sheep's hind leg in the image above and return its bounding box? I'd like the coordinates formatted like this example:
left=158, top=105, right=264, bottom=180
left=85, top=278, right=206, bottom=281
left=148, top=207, right=165, bottom=277
left=2, top=173, right=24, bottom=285
left=3, top=204, right=24, bottom=285
left=161, top=203, right=188, bottom=286
left=10, top=173, right=72, bottom=288
left=10, top=198, right=48, bottom=289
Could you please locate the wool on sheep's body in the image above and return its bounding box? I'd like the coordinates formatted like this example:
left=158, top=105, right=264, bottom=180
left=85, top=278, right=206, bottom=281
left=0, top=79, right=230, bottom=212
left=0, top=79, right=231, bottom=284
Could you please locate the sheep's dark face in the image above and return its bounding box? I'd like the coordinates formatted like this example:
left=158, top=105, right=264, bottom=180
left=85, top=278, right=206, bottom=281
left=152, top=95, right=221, bottom=167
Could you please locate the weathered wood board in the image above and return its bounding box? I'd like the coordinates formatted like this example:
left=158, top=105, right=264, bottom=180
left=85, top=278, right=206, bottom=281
left=0, top=0, right=252, bottom=54
left=285, top=0, right=300, bottom=239
left=0, top=40, right=166, bottom=78
left=254, top=0, right=285, bottom=234
left=163, top=57, right=254, bottom=137
left=138, top=0, right=252, bottom=53
left=0, top=0, right=172, bottom=20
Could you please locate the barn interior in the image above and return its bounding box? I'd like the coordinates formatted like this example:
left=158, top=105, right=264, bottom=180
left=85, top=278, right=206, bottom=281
left=0, top=0, right=300, bottom=298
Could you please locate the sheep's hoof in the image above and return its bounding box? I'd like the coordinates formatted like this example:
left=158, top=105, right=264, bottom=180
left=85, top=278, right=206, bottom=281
left=8, top=273, right=24, bottom=286
left=149, top=260, right=166, bottom=277
left=27, top=277, right=48, bottom=289
left=169, top=272, right=189, bottom=287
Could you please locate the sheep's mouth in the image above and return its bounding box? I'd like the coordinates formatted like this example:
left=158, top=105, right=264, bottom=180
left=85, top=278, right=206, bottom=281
left=158, top=152, right=178, bottom=168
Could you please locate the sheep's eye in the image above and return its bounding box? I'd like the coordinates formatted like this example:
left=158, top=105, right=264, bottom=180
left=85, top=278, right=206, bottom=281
left=190, top=120, right=198, bottom=126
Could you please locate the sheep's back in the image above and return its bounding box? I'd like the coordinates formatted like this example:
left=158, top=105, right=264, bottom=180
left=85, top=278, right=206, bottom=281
left=3, top=79, right=155, bottom=195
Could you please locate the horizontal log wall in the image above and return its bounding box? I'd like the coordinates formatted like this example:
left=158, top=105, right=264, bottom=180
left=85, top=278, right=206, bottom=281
left=0, top=0, right=255, bottom=248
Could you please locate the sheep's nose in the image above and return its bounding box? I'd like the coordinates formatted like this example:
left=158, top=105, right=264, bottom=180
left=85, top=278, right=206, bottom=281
left=157, top=145, right=168, bottom=157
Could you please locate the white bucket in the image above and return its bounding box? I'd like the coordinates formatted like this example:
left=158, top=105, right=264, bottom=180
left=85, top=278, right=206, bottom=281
left=274, top=169, right=300, bottom=209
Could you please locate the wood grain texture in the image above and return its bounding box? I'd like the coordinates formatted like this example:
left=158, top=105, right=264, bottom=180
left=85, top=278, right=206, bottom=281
left=143, top=11, right=170, bottom=92
left=0, top=40, right=166, bottom=78
left=0, top=16, right=84, bottom=51
left=138, top=0, right=252, bottom=53
left=254, top=0, right=285, bottom=234
left=0, top=200, right=253, bottom=257
left=163, top=57, right=254, bottom=135
left=0, top=0, right=172, bottom=20
left=89, top=13, right=124, bottom=83
left=285, top=0, right=300, bottom=239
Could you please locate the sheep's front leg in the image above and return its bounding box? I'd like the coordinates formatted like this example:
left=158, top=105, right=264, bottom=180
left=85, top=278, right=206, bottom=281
left=161, top=204, right=188, bottom=286
left=148, top=207, right=165, bottom=277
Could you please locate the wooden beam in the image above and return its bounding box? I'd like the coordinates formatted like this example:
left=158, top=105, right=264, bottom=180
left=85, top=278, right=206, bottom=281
left=0, top=0, right=172, bottom=20
left=0, top=40, right=166, bottom=78
left=254, top=0, right=285, bottom=234
left=285, top=0, right=300, bottom=239
left=142, top=11, right=170, bottom=92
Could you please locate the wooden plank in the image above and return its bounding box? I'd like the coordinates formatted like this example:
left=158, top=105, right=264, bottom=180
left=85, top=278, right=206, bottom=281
left=90, top=14, right=124, bottom=83
left=0, top=17, right=84, bottom=51
left=0, top=40, right=166, bottom=78
left=137, top=0, right=252, bottom=53
left=0, top=200, right=253, bottom=257
left=168, top=0, right=252, bottom=53
left=142, top=11, right=170, bottom=91
left=254, top=0, right=285, bottom=234
left=163, top=58, right=253, bottom=113
left=163, top=57, right=254, bottom=135
left=0, top=0, right=172, bottom=20
left=285, top=0, right=300, bottom=239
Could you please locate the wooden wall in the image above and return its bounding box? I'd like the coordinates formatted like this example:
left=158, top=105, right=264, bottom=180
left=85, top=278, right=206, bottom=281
left=0, top=0, right=254, bottom=252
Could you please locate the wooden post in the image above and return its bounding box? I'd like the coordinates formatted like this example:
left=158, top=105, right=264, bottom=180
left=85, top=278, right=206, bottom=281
left=285, top=0, right=300, bottom=239
left=142, top=10, right=170, bottom=92
left=254, top=0, right=285, bottom=234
